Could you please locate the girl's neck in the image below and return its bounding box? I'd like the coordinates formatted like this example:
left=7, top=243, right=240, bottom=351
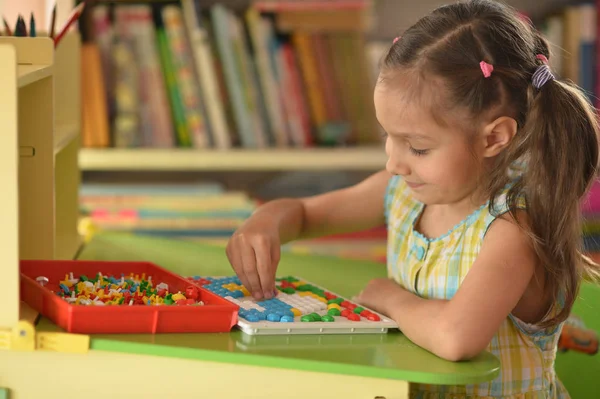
left=436, top=189, right=487, bottom=217
left=416, top=188, right=487, bottom=240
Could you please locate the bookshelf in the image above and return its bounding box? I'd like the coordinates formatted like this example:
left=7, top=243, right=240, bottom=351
left=0, top=32, right=82, bottom=270
left=79, top=146, right=386, bottom=171
left=76, top=0, right=382, bottom=170
left=75, top=0, right=578, bottom=177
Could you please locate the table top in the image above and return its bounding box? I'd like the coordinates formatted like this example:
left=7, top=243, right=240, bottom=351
left=38, top=232, right=500, bottom=385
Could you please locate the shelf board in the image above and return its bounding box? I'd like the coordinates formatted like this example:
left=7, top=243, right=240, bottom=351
left=79, top=147, right=386, bottom=171
left=17, top=64, right=52, bottom=88
left=54, top=123, right=79, bottom=155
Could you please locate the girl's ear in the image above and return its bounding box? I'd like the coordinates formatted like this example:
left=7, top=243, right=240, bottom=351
left=481, top=116, right=517, bottom=158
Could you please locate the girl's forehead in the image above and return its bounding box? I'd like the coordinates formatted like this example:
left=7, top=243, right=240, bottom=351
left=375, top=83, right=476, bottom=139
left=375, top=85, right=444, bottom=128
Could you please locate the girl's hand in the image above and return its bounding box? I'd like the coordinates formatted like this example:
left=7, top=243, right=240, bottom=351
left=355, top=278, right=405, bottom=316
left=225, top=218, right=281, bottom=300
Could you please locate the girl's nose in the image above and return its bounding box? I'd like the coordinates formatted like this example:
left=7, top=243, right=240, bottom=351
left=385, top=143, right=410, bottom=176
left=386, top=157, right=410, bottom=176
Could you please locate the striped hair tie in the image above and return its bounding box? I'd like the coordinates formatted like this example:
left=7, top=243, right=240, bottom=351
left=532, top=55, right=554, bottom=89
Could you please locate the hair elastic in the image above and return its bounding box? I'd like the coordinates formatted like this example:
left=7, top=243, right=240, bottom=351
left=393, top=36, right=401, bottom=44
left=535, top=54, right=549, bottom=64
left=532, top=54, right=554, bottom=89
left=479, top=61, right=494, bottom=78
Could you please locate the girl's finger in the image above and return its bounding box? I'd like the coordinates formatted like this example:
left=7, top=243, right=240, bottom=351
left=240, top=242, right=263, bottom=299
left=228, top=242, right=252, bottom=296
left=255, top=242, right=274, bottom=299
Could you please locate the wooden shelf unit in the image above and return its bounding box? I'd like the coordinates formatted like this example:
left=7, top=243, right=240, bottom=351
left=79, top=147, right=387, bottom=171
left=0, top=33, right=81, bottom=329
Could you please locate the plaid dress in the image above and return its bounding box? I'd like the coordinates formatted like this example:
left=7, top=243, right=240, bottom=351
left=384, top=175, right=570, bottom=399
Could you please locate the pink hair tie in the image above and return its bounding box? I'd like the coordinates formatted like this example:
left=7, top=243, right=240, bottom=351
left=393, top=36, right=401, bottom=44
left=536, top=54, right=549, bottom=64
left=479, top=61, right=494, bottom=78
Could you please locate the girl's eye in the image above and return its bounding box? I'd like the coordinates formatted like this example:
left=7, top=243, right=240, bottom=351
left=409, top=147, right=429, bottom=156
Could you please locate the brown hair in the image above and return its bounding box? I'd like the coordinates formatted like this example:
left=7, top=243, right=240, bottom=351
left=381, top=0, right=600, bottom=327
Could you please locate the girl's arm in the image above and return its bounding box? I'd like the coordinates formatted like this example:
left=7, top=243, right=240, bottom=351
left=227, top=169, right=391, bottom=299
left=357, top=213, right=537, bottom=361
left=251, top=169, right=391, bottom=244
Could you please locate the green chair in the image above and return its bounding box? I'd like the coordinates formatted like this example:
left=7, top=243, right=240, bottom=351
left=555, top=281, right=600, bottom=398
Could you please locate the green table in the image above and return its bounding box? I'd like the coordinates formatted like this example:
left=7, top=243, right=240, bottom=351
left=35, top=232, right=500, bottom=397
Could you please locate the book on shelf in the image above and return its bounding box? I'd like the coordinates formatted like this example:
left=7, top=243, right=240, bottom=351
left=253, top=1, right=371, bottom=12
left=582, top=179, right=600, bottom=252
left=80, top=0, right=379, bottom=150
left=79, top=181, right=254, bottom=238
left=538, top=2, right=597, bottom=105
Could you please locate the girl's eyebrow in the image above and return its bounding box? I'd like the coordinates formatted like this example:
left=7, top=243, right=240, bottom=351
left=392, top=131, right=434, bottom=141
left=376, top=121, right=434, bottom=141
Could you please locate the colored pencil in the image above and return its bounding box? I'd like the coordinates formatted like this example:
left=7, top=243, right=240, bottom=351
left=53, top=2, right=85, bottom=47
left=2, top=17, right=11, bottom=36
left=30, top=13, right=36, bottom=37
left=21, top=16, right=28, bottom=37
left=14, top=16, right=20, bottom=36
left=14, top=16, right=25, bottom=37
left=49, top=3, right=57, bottom=38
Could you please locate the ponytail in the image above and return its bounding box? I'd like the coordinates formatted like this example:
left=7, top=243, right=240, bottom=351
left=492, top=77, right=600, bottom=327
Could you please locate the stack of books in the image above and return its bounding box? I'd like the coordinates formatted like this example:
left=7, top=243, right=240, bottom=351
left=79, top=181, right=386, bottom=263
left=79, top=182, right=256, bottom=241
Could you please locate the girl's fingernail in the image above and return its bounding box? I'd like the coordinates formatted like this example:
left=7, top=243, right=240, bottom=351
left=253, top=292, right=262, bottom=300
left=264, top=291, right=273, bottom=299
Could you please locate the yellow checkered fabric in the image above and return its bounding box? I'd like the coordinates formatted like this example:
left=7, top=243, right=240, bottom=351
left=385, top=176, right=569, bottom=399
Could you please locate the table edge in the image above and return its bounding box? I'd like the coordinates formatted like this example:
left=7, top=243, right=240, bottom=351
left=91, top=337, right=501, bottom=385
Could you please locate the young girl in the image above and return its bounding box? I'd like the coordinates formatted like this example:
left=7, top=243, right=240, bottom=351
left=225, top=0, right=600, bottom=397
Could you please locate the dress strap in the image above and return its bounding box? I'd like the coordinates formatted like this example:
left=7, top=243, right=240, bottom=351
left=481, top=185, right=527, bottom=238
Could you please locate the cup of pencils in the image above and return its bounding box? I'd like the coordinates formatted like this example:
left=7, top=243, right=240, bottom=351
left=1, top=1, right=85, bottom=47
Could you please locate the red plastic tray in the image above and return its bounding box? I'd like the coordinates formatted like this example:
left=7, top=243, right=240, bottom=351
left=20, top=259, right=239, bottom=334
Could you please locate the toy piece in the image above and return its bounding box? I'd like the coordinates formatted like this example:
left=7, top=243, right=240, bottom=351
left=35, top=276, right=48, bottom=286
left=558, top=315, right=599, bottom=355
left=187, top=275, right=397, bottom=335
left=48, top=272, right=205, bottom=307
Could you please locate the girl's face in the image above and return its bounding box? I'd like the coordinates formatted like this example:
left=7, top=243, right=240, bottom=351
left=374, top=83, right=485, bottom=206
